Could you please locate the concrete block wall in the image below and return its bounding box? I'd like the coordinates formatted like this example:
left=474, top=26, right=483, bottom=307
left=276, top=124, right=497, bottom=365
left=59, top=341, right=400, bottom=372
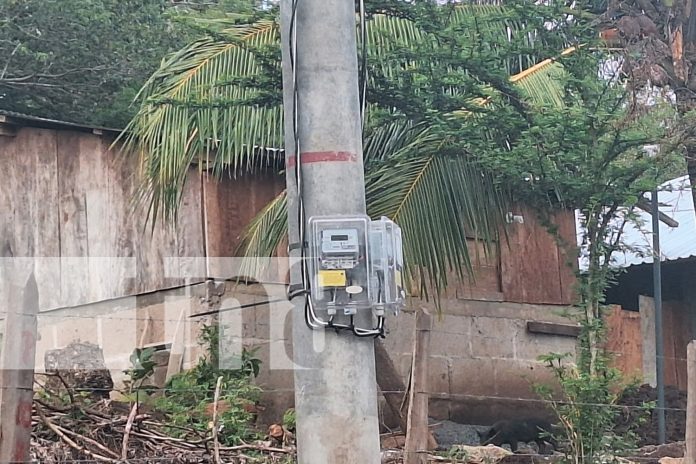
left=27, top=281, right=578, bottom=427
left=381, top=299, right=577, bottom=425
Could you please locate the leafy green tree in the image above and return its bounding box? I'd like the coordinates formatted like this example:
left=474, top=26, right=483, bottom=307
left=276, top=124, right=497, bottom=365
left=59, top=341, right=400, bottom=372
left=0, top=0, right=185, bottom=126
left=0, top=0, right=268, bottom=127
left=122, top=0, right=585, bottom=294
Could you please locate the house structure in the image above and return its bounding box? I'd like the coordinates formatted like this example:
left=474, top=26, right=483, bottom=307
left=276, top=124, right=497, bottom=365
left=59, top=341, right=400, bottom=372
left=0, top=111, right=581, bottom=426
left=602, top=176, right=696, bottom=390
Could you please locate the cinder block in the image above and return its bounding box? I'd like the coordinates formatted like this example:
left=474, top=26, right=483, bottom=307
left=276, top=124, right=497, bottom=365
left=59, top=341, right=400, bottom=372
left=470, top=317, right=522, bottom=359
left=432, top=314, right=471, bottom=337
left=382, top=312, right=414, bottom=356
left=515, top=332, right=577, bottom=362
left=450, top=357, right=496, bottom=396
left=493, top=360, right=562, bottom=399
left=382, top=332, right=413, bottom=357
left=429, top=398, right=450, bottom=421
left=430, top=315, right=471, bottom=358
left=492, top=359, right=537, bottom=398
left=266, top=339, right=295, bottom=372
left=449, top=397, right=496, bottom=425
left=472, top=316, right=524, bottom=338
left=428, top=356, right=450, bottom=394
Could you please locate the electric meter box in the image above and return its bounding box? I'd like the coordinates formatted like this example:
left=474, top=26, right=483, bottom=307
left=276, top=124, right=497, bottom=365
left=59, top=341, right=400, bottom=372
left=308, top=215, right=372, bottom=315
left=369, top=217, right=406, bottom=314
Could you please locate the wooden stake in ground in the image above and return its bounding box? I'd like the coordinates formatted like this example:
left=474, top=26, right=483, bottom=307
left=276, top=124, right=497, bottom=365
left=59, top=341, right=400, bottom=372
left=0, top=273, right=39, bottom=464
left=685, top=341, right=696, bottom=464
left=405, top=308, right=433, bottom=464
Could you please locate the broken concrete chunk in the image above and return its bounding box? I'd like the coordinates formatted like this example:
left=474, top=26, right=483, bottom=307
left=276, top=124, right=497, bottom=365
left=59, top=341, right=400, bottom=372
left=44, top=341, right=113, bottom=398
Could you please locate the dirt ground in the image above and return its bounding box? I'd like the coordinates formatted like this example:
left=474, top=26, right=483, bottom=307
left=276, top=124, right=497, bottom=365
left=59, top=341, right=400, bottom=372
left=614, top=384, right=686, bottom=446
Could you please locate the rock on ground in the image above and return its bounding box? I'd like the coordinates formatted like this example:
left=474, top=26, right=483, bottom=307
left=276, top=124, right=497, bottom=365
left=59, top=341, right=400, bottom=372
left=44, top=341, right=113, bottom=399
left=431, top=420, right=490, bottom=450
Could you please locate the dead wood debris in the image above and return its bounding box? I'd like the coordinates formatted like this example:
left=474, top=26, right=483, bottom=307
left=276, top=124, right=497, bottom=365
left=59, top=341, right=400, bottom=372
left=31, top=397, right=295, bottom=464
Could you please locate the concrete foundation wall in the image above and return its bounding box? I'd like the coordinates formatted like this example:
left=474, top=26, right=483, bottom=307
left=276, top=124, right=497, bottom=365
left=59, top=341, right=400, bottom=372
left=25, top=281, right=577, bottom=427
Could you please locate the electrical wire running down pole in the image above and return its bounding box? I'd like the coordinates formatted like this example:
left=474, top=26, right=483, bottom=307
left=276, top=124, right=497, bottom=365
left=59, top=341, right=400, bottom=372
left=279, top=0, right=381, bottom=462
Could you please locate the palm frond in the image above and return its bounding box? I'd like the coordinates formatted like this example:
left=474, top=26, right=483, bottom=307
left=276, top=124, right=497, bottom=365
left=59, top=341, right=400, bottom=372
left=363, top=119, right=439, bottom=165
left=509, top=47, right=576, bottom=107
left=366, top=153, right=505, bottom=297
left=119, top=19, right=282, bottom=222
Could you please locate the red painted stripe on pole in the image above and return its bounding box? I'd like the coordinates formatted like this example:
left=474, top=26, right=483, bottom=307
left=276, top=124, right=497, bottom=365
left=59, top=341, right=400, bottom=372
left=286, top=151, right=357, bottom=168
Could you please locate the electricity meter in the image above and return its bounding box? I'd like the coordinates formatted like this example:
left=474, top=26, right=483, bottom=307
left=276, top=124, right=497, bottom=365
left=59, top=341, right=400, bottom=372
left=369, top=217, right=406, bottom=315
left=308, top=216, right=372, bottom=315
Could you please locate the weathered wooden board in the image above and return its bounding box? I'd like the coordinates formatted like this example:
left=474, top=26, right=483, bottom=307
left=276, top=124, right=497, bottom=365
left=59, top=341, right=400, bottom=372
left=103, top=135, right=139, bottom=297
left=454, top=238, right=502, bottom=301
left=527, top=320, right=581, bottom=338
left=638, top=296, right=690, bottom=389
left=56, top=130, right=92, bottom=306
left=204, top=171, right=284, bottom=279
left=0, top=129, right=61, bottom=308
left=554, top=209, right=579, bottom=305
left=1, top=127, right=209, bottom=310
left=175, top=170, right=206, bottom=281
left=500, top=206, right=576, bottom=305
left=605, top=305, right=643, bottom=380
left=663, top=300, right=689, bottom=390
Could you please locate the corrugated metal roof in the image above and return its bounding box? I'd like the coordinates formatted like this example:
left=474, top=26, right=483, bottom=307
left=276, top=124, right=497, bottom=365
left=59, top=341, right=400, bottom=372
left=577, top=176, right=696, bottom=270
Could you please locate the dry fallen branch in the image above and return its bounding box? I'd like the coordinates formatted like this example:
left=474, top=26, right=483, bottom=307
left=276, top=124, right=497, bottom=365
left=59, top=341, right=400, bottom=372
left=121, top=402, right=139, bottom=460
left=220, top=443, right=291, bottom=453
left=35, top=405, right=117, bottom=463
left=31, top=388, right=294, bottom=464
left=51, top=424, right=121, bottom=460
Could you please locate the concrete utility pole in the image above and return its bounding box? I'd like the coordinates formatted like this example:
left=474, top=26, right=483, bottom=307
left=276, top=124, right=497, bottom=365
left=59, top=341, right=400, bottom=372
left=280, top=0, right=381, bottom=462
left=0, top=273, right=39, bottom=463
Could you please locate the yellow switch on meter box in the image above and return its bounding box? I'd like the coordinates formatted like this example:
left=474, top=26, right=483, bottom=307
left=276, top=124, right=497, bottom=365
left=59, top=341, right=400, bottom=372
left=318, top=270, right=347, bottom=287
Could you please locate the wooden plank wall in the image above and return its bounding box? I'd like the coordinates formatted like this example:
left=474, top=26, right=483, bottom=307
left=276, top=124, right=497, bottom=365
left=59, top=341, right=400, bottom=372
left=453, top=239, right=502, bottom=301
left=662, top=300, right=690, bottom=390
left=499, top=206, right=577, bottom=305
left=0, top=126, right=280, bottom=311
left=204, top=172, right=285, bottom=259
left=606, top=301, right=691, bottom=390
left=411, top=207, right=577, bottom=305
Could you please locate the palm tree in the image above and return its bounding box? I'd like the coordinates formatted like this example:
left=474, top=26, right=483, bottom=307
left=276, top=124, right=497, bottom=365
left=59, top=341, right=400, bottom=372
left=120, top=3, right=575, bottom=295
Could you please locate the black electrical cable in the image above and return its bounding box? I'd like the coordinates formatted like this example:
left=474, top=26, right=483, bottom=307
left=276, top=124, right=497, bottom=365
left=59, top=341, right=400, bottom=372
left=359, top=0, right=368, bottom=128
left=189, top=298, right=286, bottom=318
